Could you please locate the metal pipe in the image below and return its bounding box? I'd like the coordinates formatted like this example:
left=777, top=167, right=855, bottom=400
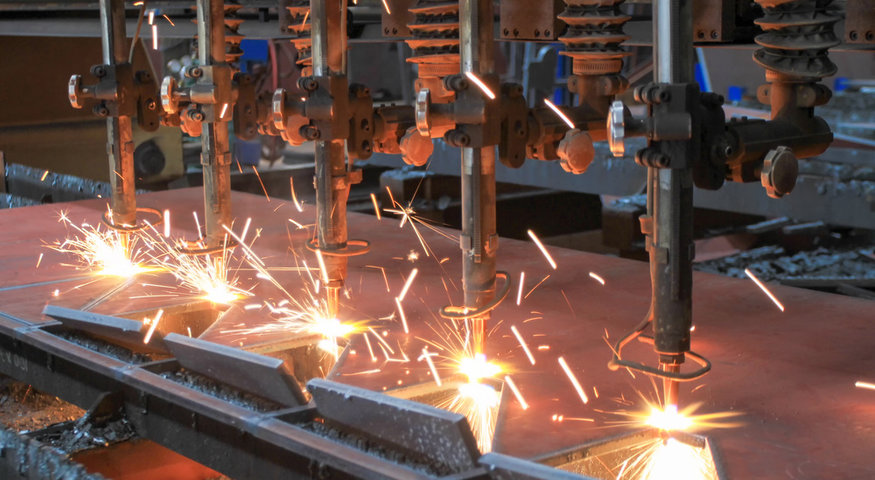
left=100, top=0, right=137, bottom=237
left=459, top=0, right=496, bottom=353
left=649, top=0, right=695, bottom=408
left=197, top=0, right=232, bottom=249
left=312, top=0, right=349, bottom=319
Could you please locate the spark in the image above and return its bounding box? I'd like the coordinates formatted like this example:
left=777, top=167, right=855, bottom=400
left=744, top=268, right=785, bottom=312
left=589, top=271, right=605, bottom=285
left=36, top=253, right=44, bottom=269
left=395, top=297, right=409, bottom=334
left=524, top=274, right=551, bottom=299
left=301, top=10, right=309, bottom=28
left=364, top=265, right=391, bottom=292
left=646, top=404, right=693, bottom=431
left=162, top=14, right=175, bottom=26
left=419, top=347, right=442, bottom=387
left=510, top=325, right=535, bottom=365
left=155, top=230, right=248, bottom=304
left=148, top=9, right=155, bottom=24
left=290, top=177, right=304, bottom=212
left=363, top=333, right=377, bottom=362
left=558, top=356, right=588, bottom=404
left=398, top=268, right=418, bottom=302
left=640, top=437, right=715, bottom=480
left=151, top=24, right=158, bottom=50
left=288, top=218, right=304, bottom=229
left=220, top=103, right=229, bottom=118
left=407, top=250, right=419, bottom=262
left=163, top=209, right=171, bottom=237
left=856, top=381, right=875, bottom=391
left=143, top=309, right=164, bottom=344
left=537, top=345, right=550, bottom=351
left=527, top=229, right=556, bottom=270
left=504, top=375, right=528, bottom=410
left=40, top=170, right=49, bottom=182
left=464, top=72, right=496, bottom=100
left=240, top=217, right=252, bottom=244
left=370, top=193, right=381, bottom=220
left=50, top=213, right=152, bottom=278
left=438, top=381, right=500, bottom=453
left=380, top=0, right=391, bottom=15
left=516, top=271, right=525, bottom=306
left=315, top=249, right=329, bottom=284
left=544, top=98, right=575, bottom=130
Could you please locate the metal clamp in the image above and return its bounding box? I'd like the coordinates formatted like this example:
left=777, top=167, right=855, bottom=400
left=439, top=271, right=511, bottom=320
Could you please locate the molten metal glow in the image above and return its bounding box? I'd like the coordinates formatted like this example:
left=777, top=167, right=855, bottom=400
left=439, top=382, right=500, bottom=452
left=744, top=268, right=785, bottom=312
left=459, top=353, right=502, bottom=383
left=646, top=404, right=693, bottom=431
left=51, top=213, right=152, bottom=278
left=464, top=72, right=496, bottom=100
left=544, top=98, right=575, bottom=130
left=641, top=438, right=715, bottom=480
left=527, top=229, right=557, bottom=270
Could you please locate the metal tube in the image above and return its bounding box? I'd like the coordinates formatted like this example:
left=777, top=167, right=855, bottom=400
left=459, top=0, right=496, bottom=353
left=197, top=0, right=232, bottom=249
left=650, top=0, right=695, bottom=406
left=312, top=0, right=349, bottom=318
left=100, top=0, right=137, bottom=232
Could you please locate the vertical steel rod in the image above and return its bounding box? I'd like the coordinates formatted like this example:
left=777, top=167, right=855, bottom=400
left=650, top=0, right=694, bottom=408
left=312, top=0, right=348, bottom=318
left=459, top=0, right=496, bottom=353
left=197, top=0, right=232, bottom=249
left=100, top=0, right=137, bottom=237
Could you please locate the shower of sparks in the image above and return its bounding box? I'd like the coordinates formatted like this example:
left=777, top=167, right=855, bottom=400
left=544, top=98, right=575, bottom=130
left=516, top=271, right=525, bottom=305
left=370, top=193, right=381, bottom=220
left=464, top=72, right=496, bottom=100
left=610, top=400, right=744, bottom=434
left=142, top=309, right=164, bottom=344
left=527, top=230, right=557, bottom=270
left=589, top=271, right=605, bottom=285
left=558, top=356, right=588, bottom=404
left=634, top=437, right=716, bottom=480
left=398, top=268, right=418, bottom=302
left=380, top=0, right=391, bottom=15
left=40, top=170, right=49, bottom=181
left=50, top=212, right=152, bottom=278
left=419, top=347, right=442, bottom=387
left=290, top=177, right=304, bottom=212
left=856, top=381, right=875, bottom=391
left=395, top=297, right=409, bottom=334
left=504, top=375, right=528, bottom=410
left=646, top=404, right=692, bottom=431
left=163, top=209, right=171, bottom=237
left=384, top=197, right=457, bottom=258
left=459, top=353, right=501, bottom=383
left=510, top=325, right=535, bottom=365
left=743, top=268, right=785, bottom=312
left=441, top=381, right=500, bottom=452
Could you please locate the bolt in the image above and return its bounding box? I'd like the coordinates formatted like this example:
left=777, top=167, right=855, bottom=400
left=392, top=27, right=398, bottom=34
left=189, top=110, right=205, bottom=122
left=300, top=125, right=320, bottom=140
left=299, top=77, right=318, bottom=92
left=145, top=98, right=157, bottom=111
left=512, top=28, right=519, bottom=37
left=849, top=31, right=858, bottom=41
left=544, top=30, right=550, bottom=37
left=534, top=29, right=540, bottom=37
left=697, top=30, right=705, bottom=39
left=91, top=65, right=107, bottom=78
left=503, top=28, right=509, bottom=36
left=189, top=67, right=203, bottom=78
left=445, top=130, right=470, bottom=147
left=866, top=31, right=873, bottom=41
left=361, top=140, right=371, bottom=153
left=93, top=104, right=109, bottom=117
left=245, top=105, right=253, bottom=115
left=710, top=30, right=718, bottom=39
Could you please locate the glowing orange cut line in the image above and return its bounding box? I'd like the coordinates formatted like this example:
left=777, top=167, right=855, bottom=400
left=544, top=98, right=575, bottom=130
left=744, top=268, right=785, bottom=312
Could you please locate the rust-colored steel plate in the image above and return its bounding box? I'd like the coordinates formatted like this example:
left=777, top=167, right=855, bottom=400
left=0, top=188, right=873, bottom=479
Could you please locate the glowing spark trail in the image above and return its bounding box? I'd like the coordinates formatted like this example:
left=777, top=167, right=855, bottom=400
left=143, top=309, right=164, bottom=344
left=419, top=347, right=442, bottom=387
left=290, top=177, right=304, bottom=212
left=163, top=209, right=171, bottom=237
left=510, top=325, right=535, bottom=365
left=464, top=72, right=496, bottom=100
left=398, top=268, right=418, bottom=302
left=589, top=271, right=605, bottom=285
left=544, top=98, right=575, bottom=130
left=220, top=103, right=229, bottom=119
left=315, top=249, right=329, bottom=284
left=36, top=253, right=43, bottom=269
left=395, top=297, right=409, bottom=334
left=527, top=230, right=556, bottom=270
left=162, top=14, right=175, bottom=26
left=516, top=271, right=525, bottom=306
left=856, top=381, right=875, bottom=391
left=51, top=214, right=151, bottom=278
left=152, top=24, right=158, bottom=50
left=381, top=0, right=391, bottom=14
left=744, top=268, right=785, bottom=312
left=40, top=170, right=49, bottom=181
left=558, top=356, right=588, bottom=404
left=370, top=193, right=381, bottom=220
left=504, top=375, right=528, bottom=410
